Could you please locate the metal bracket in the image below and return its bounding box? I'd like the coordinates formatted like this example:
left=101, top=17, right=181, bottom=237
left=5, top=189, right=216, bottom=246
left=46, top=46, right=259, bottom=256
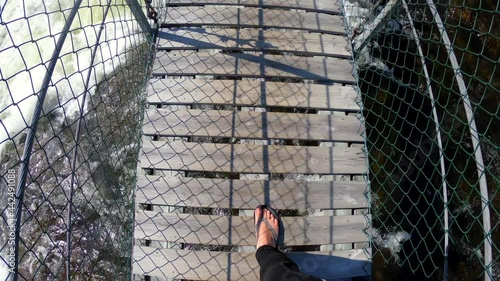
left=352, top=0, right=399, bottom=54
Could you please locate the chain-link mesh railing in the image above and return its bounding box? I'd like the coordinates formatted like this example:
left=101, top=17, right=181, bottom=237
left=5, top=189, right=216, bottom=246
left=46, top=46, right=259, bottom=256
left=0, top=0, right=160, bottom=279
left=343, top=0, right=498, bottom=280
left=2, top=0, right=498, bottom=280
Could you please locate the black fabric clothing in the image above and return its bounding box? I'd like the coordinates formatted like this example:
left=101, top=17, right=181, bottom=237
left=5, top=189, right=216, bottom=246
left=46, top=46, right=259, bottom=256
left=255, top=245, right=323, bottom=281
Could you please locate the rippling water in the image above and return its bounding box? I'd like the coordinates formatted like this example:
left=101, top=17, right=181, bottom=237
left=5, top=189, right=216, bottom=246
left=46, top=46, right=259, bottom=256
left=0, top=0, right=148, bottom=279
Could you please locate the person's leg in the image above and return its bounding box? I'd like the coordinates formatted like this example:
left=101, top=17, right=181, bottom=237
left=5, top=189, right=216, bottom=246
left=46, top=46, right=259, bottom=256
left=256, top=245, right=322, bottom=281
left=254, top=207, right=322, bottom=281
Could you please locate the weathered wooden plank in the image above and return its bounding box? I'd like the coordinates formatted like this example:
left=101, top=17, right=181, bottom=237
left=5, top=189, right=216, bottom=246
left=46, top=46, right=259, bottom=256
left=153, top=52, right=355, bottom=83
left=133, top=246, right=370, bottom=280
left=157, top=28, right=350, bottom=57
left=161, top=7, right=345, bottom=34
left=144, top=108, right=363, bottom=142
left=140, top=141, right=366, bottom=174
left=165, top=0, right=342, bottom=14
left=135, top=211, right=368, bottom=245
left=147, top=79, right=359, bottom=111
left=135, top=175, right=367, bottom=209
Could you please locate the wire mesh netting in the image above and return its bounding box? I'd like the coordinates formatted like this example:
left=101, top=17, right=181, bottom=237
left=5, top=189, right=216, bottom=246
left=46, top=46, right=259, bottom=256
left=0, top=0, right=159, bottom=279
left=1, top=0, right=498, bottom=280
left=344, top=0, right=498, bottom=280
left=133, top=1, right=370, bottom=280
left=1, top=0, right=372, bottom=280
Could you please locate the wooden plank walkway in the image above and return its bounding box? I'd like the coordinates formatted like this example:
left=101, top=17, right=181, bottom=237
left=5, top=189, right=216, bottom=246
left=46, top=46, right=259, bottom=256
left=164, top=0, right=342, bottom=14
left=161, top=6, right=345, bottom=34
left=135, top=211, right=367, bottom=245
left=133, top=1, right=370, bottom=280
left=154, top=52, right=355, bottom=83
left=147, top=79, right=359, bottom=110
left=136, top=176, right=367, bottom=209
left=134, top=246, right=369, bottom=280
left=157, top=28, right=351, bottom=57
left=144, top=108, right=363, bottom=141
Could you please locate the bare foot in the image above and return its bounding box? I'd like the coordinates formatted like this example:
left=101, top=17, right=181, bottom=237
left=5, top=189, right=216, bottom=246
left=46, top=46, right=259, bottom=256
left=255, top=207, right=279, bottom=249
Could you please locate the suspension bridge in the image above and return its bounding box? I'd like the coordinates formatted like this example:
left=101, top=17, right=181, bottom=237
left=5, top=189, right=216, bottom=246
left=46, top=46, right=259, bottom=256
left=132, top=1, right=370, bottom=280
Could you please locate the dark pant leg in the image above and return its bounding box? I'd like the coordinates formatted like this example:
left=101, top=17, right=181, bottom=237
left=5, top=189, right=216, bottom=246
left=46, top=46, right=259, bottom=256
left=255, top=246, right=322, bottom=281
